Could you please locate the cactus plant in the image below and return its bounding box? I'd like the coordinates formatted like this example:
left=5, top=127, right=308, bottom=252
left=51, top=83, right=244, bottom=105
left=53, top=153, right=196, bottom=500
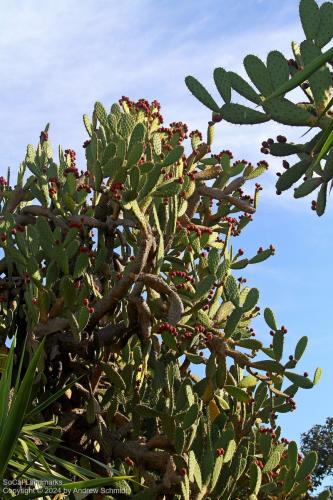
left=185, top=0, right=333, bottom=216
left=0, top=94, right=322, bottom=499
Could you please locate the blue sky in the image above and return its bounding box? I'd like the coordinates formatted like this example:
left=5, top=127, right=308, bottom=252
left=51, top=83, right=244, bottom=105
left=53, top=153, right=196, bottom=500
left=0, top=0, right=332, bottom=454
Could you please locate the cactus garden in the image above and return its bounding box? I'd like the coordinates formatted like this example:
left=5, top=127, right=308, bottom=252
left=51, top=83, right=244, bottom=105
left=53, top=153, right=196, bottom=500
left=0, top=0, right=332, bottom=498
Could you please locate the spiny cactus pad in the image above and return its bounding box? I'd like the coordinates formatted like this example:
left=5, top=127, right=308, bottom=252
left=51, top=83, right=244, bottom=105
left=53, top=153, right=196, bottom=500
left=185, top=0, right=333, bottom=216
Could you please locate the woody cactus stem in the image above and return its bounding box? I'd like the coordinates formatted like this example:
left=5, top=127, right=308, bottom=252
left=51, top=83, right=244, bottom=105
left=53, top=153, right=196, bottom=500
left=0, top=94, right=322, bottom=499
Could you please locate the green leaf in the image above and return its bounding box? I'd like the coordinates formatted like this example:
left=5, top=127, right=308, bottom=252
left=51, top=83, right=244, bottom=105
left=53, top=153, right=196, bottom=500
left=0, top=339, right=45, bottom=476
left=185, top=76, right=220, bottom=112
left=0, top=341, right=15, bottom=432
left=288, top=441, right=298, bottom=469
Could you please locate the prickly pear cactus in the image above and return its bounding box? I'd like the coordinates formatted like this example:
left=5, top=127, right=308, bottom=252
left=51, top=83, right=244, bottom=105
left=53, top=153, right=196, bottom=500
left=185, top=0, right=333, bottom=217
left=0, top=96, right=322, bottom=499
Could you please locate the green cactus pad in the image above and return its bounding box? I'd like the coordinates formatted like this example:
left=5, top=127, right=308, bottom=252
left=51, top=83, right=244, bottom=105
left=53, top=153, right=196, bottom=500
left=276, top=159, right=310, bottom=191
left=316, top=181, right=328, bottom=216
left=264, top=307, right=277, bottom=330
left=294, top=177, right=322, bottom=198
left=295, top=451, right=317, bottom=481
left=284, top=371, right=314, bottom=389
left=228, top=71, right=261, bottom=105
left=213, top=67, right=231, bottom=104
left=294, top=336, right=308, bottom=361
left=269, top=142, right=305, bottom=156
left=220, top=103, right=269, bottom=125
left=315, top=1, right=333, bottom=48
left=300, top=40, right=332, bottom=108
left=185, top=76, right=220, bottom=112
left=267, top=50, right=290, bottom=90
left=243, top=54, right=274, bottom=97
left=94, top=101, right=108, bottom=127
left=263, top=97, right=315, bottom=126
left=272, top=330, right=284, bottom=361
left=313, top=366, right=322, bottom=385
left=299, top=0, right=320, bottom=40
left=163, top=145, right=184, bottom=167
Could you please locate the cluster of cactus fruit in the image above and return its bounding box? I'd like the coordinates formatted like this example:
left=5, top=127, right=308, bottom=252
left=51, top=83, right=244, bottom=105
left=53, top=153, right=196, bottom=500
left=0, top=91, right=326, bottom=499
left=185, top=0, right=333, bottom=216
